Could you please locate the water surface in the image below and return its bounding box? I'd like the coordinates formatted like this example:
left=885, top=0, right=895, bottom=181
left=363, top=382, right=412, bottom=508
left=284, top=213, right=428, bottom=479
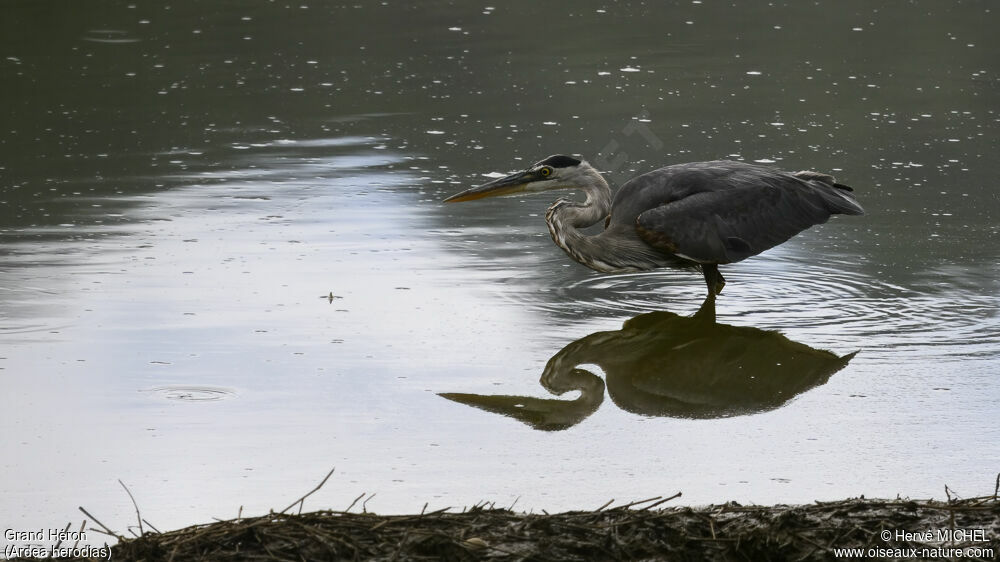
left=2, top=1, right=998, bottom=542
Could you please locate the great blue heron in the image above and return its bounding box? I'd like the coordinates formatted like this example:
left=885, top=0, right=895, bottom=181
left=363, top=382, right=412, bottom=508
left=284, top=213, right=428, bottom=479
left=444, top=155, right=864, bottom=295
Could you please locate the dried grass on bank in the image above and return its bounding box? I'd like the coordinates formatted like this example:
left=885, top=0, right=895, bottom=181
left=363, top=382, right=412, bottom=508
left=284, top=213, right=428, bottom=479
left=34, top=493, right=1000, bottom=561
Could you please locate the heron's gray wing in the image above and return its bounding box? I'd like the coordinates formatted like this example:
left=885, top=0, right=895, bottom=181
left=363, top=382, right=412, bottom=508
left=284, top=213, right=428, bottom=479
left=635, top=182, right=842, bottom=264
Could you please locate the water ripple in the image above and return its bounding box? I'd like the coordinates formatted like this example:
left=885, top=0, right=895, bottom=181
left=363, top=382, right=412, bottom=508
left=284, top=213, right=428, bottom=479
left=502, top=256, right=999, bottom=363
left=144, top=386, right=238, bottom=403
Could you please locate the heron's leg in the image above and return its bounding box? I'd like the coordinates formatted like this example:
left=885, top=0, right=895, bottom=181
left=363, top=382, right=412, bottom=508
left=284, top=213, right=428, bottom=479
left=702, top=264, right=726, bottom=295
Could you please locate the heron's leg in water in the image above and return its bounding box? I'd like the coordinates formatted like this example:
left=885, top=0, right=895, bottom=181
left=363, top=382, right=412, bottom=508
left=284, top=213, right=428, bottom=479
left=702, top=264, right=726, bottom=295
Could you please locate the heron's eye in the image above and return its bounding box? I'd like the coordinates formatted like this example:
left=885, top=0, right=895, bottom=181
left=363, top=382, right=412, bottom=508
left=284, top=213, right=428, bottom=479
left=540, top=167, right=553, bottom=177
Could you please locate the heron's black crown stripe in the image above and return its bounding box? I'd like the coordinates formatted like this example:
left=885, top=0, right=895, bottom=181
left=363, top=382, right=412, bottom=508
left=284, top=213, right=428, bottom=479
left=537, top=155, right=581, bottom=168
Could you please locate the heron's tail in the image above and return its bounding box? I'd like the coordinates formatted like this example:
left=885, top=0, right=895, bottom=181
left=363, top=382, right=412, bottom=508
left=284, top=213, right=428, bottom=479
left=794, top=170, right=865, bottom=216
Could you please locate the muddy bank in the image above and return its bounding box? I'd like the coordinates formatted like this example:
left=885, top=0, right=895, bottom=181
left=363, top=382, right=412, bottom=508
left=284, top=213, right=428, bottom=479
left=18, top=493, right=1000, bottom=561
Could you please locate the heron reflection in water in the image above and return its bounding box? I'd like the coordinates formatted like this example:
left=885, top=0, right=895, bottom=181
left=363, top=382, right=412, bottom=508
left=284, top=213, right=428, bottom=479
left=445, top=156, right=864, bottom=296
left=440, top=297, right=856, bottom=430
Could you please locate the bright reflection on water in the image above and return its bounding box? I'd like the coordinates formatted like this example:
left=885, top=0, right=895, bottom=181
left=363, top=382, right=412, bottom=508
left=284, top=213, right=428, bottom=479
left=1, top=0, right=998, bottom=542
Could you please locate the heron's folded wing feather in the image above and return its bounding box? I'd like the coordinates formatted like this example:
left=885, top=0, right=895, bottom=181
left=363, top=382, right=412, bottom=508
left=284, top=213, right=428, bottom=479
left=635, top=183, right=835, bottom=264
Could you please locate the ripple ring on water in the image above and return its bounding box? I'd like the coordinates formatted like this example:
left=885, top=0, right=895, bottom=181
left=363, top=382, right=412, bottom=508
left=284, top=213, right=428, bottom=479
left=144, top=385, right=238, bottom=402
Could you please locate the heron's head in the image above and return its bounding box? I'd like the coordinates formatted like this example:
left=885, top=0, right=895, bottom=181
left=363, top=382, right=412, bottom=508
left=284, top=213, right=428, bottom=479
left=444, top=154, right=599, bottom=203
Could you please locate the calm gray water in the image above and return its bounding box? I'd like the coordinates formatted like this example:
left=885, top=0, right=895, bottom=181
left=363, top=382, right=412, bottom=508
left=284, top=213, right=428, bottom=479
left=2, top=1, right=998, bottom=543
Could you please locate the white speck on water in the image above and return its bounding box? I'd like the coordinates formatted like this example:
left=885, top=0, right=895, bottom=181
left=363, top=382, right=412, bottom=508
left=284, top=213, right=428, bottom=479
left=746, top=71, right=762, bottom=75
left=620, top=67, right=640, bottom=72
left=754, top=158, right=776, bottom=164
left=448, top=27, right=462, bottom=31
left=852, top=27, right=863, bottom=31
left=426, top=130, right=445, bottom=135
left=542, top=121, right=557, bottom=126
left=597, top=71, right=611, bottom=76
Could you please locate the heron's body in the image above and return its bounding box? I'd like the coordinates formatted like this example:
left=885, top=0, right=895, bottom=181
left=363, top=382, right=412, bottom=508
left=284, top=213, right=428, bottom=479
left=445, top=156, right=864, bottom=296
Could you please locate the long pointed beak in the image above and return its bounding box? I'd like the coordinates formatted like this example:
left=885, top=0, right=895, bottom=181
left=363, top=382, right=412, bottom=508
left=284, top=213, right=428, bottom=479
left=443, top=170, right=535, bottom=203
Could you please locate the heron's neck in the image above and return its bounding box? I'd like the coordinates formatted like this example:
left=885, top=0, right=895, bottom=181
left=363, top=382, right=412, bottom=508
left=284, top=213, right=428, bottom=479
left=545, top=174, right=614, bottom=271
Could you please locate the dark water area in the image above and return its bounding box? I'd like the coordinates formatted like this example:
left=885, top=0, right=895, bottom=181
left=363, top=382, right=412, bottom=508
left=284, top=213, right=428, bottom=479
left=2, top=1, right=998, bottom=542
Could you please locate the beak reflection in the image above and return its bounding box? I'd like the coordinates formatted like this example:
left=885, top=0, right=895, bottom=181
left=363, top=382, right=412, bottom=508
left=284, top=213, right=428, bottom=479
left=440, top=297, right=856, bottom=431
